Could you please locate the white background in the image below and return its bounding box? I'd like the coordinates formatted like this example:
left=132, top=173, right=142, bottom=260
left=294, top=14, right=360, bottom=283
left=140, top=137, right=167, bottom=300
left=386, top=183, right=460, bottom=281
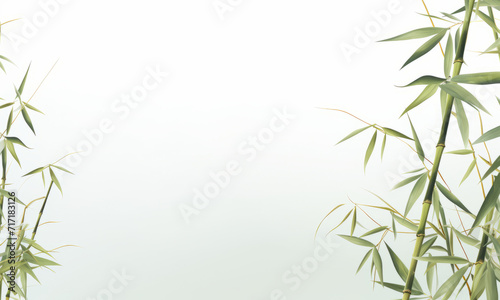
left=0, top=0, right=499, bottom=299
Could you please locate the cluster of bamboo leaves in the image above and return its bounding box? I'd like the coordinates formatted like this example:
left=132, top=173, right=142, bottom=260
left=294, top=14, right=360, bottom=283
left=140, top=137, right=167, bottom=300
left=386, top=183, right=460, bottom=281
left=0, top=21, right=71, bottom=299
left=320, top=1, right=500, bottom=299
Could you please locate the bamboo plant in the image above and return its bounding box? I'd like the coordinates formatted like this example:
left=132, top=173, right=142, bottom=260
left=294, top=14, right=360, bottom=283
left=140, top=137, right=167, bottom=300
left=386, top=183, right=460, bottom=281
left=0, top=20, right=71, bottom=299
left=320, top=1, right=500, bottom=299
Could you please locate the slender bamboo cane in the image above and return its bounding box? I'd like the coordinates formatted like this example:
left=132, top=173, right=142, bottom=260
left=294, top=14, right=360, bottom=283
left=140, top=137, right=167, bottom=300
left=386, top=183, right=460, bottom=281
left=469, top=8, right=500, bottom=299
left=401, top=1, right=476, bottom=299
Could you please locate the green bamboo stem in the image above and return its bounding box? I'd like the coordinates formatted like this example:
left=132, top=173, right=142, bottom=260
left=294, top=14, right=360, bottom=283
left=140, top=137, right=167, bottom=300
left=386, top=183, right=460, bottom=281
left=401, top=2, right=476, bottom=299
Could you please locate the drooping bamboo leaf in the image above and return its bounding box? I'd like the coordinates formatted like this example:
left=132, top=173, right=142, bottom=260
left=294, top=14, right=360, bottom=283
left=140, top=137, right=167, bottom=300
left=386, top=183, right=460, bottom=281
left=485, top=37, right=500, bottom=52
left=338, top=235, right=375, bottom=247
left=433, top=265, right=470, bottom=300
left=401, top=29, right=448, bottom=69
left=381, top=127, right=412, bottom=140
left=486, top=262, right=498, bottom=300
left=440, top=82, right=490, bottom=113
left=401, top=84, right=439, bottom=117
left=393, top=173, right=424, bottom=190
left=379, top=27, right=449, bottom=42
left=364, top=131, right=377, bottom=171
left=392, top=213, right=418, bottom=231
left=482, top=155, right=500, bottom=180
left=444, top=34, right=454, bottom=77
left=17, top=63, right=31, bottom=97
left=452, top=227, right=479, bottom=247
left=409, top=117, right=425, bottom=162
left=351, top=207, right=357, bottom=236
left=21, top=107, right=36, bottom=135
left=419, top=236, right=438, bottom=257
left=460, top=159, right=476, bottom=185
left=5, top=136, right=29, bottom=148
left=6, top=108, right=13, bottom=134
left=380, top=134, right=387, bottom=160
left=326, top=209, right=353, bottom=234
left=474, top=125, right=500, bottom=144
left=404, top=173, right=427, bottom=217
left=4, top=139, right=20, bottom=166
left=336, top=125, right=372, bottom=145
left=360, top=226, right=387, bottom=238
left=436, top=181, right=472, bottom=213
left=472, top=175, right=500, bottom=228
left=372, top=246, right=383, bottom=284
left=454, top=99, right=469, bottom=147
left=356, top=248, right=373, bottom=273
left=476, top=8, right=500, bottom=33
left=49, top=167, right=63, bottom=194
left=398, top=75, right=446, bottom=87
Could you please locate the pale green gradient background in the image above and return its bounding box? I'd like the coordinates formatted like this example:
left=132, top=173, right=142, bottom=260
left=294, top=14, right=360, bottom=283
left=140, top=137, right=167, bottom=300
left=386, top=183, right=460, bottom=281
left=0, top=0, right=498, bottom=299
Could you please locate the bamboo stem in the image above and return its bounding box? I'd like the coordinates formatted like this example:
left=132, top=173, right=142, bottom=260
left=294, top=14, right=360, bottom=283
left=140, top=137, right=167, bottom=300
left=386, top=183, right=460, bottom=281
left=401, top=2, right=476, bottom=299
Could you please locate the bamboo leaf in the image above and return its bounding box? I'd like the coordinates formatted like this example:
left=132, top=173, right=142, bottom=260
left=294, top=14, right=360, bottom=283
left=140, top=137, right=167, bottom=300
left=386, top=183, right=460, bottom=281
left=327, top=209, right=353, bottom=234
left=49, top=167, right=63, bottom=194
left=4, top=139, right=20, bottom=166
left=364, top=131, right=377, bottom=171
left=398, top=75, right=446, bottom=87
left=474, top=125, right=500, bottom=144
left=372, top=247, right=383, bottom=284
left=381, top=127, right=412, bottom=140
left=444, top=34, right=454, bottom=77
left=360, top=226, right=387, bottom=238
left=356, top=248, right=373, bottom=273
left=351, top=207, right=357, bottom=236
left=392, top=213, right=418, bottom=231
left=452, top=227, right=479, bottom=247
left=401, top=29, right=448, bottom=69
left=446, top=149, right=474, bottom=155
left=460, top=159, right=476, bottom=185
left=386, top=242, right=424, bottom=292
left=393, top=173, right=424, bottom=190
left=434, top=265, right=470, bottom=300
left=401, top=84, right=439, bottom=117
left=338, top=235, right=375, bottom=247
left=6, top=108, right=13, bottom=134
left=21, top=107, right=36, bottom=135
left=452, top=72, right=500, bottom=85
left=454, top=99, right=469, bottom=147
left=436, top=181, right=472, bottom=213
left=440, top=82, right=490, bottom=113
left=379, top=27, right=449, bottom=42
left=419, top=236, right=438, bottom=257
left=486, top=262, right=498, bottom=300
left=415, top=255, right=470, bottom=264
left=409, top=117, right=425, bottom=162
left=404, top=173, right=428, bottom=217
left=336, top=125, right=372, bottom=145
left=482, top=155, right=500, bottom=180
left=472, top=175, right=500, bottom=228
left=380, top=134, right=387, bottom=160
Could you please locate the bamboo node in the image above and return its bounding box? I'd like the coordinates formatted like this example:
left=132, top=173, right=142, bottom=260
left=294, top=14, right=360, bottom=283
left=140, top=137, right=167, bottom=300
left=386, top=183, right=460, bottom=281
left=436, top=143, right=445, bottom=148
left=423, top=199, right=432, bottom=204
left=454, top=59, right=464, bottom=63
left=403, top=290, right=412, bottom=294
left=416, top=233, right=425, bottom=237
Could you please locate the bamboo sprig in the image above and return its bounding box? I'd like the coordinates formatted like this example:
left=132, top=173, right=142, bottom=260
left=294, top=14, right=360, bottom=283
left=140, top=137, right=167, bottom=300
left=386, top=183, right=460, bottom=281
left=401, top=1, right=476, bottom=298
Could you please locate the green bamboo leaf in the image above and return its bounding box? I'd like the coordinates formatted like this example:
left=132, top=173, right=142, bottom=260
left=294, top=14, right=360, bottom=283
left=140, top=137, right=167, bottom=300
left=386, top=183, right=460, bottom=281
left=49, top=167, right=63, bottom=194
left=4, top=139, right=20, bottom=166
left=401, top=29, right=448, bottom=69
left=364, top=131, right=377, bottom=171
left=444, top=34, right=453, bottom=77
left=484, top=231, right=500, bottom=257
left=418, top=13, right=454, bottom=23
left=24, top=102, right=44, bottom=114
left=6, top=108, right=13, bottom=134
left=382, top=127, right=412, bottom=140
left=338, top=235, right=375, bottom=247
left=409, top=117, right=425, bottom=162
left=380, top=134, right=387, bottom=160
left=415, top=255, right=470, bottom=264
left=392, top=213, right=418, bottom=231
left=474, top=125, right=500, bottom=144
left=442, top=11, right=462, bottom=21
left=434, top=266, right=470, bottom=300
left=401, top=84, right=439, bottom=117
left=472, top=175, right=500, bottom=228
left=393, top=173, right=424, bottom=190
left=23, top=166, right=46, bottom=177
left=356, top=248, right=373, bottom=273
left=482, top=155, right=500, bottom=180
left=440, top=83, right=490, bottom=113
left=0, top=102, right=14, bottom=109
left=454, top=100, right=469, bottom=147
left=436, top=181, right=472, bottom=213
left=419, top=236, right=438, bottom=257
left=398, top=75, right=446, bottom=87
left=485, top=37, right=500, bottom=52
left=374, top=282, right=425, bottom=296
left=327, top=209, right=353, bottom=234
left=446, top=149, right=474, bottom=155
left=471, top=263, right=486, bottom=300
left=452, top=227, right=479, bottom=247
left=460, top=159, right=476, bottom=185
left=51, top=165, right=74, bottom=174
left=21, top=107, right=36, bottom=135
left=404, top=173, right=428, bottom=217
left=372, top=247, right=383, bottom=284
left=476, top=8, right=500, bottom=33
left=17, top=63, right=31, bottom=97
left=379, top=27, right=448, bottom=42
left=5, top=136, right=29, bottom=148
left=386, top=242, right=425, bottom=292
left=452, top=72, right=500, bottom=85
left=351, top=207, right=357, bottom=236
left=486, top=262, right=498, bottom=300
left=426, top=259, right=435, bottom=293
left=392, top=214, right=397, bottom=239
left=336, top=125, right=372, bottom=145
left=361, top=226, right=388, bottom=238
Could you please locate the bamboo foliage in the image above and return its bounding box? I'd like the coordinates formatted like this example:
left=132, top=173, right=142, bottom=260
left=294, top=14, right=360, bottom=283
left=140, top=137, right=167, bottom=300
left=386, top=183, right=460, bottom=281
left=0, top=20, right=71, bottom=299
left=321, top=1, right=500, bottom=299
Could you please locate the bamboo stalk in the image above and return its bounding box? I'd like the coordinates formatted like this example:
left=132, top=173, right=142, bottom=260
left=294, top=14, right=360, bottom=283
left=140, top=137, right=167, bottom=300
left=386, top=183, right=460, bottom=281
left=401, top=1, right=476, bottom=299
